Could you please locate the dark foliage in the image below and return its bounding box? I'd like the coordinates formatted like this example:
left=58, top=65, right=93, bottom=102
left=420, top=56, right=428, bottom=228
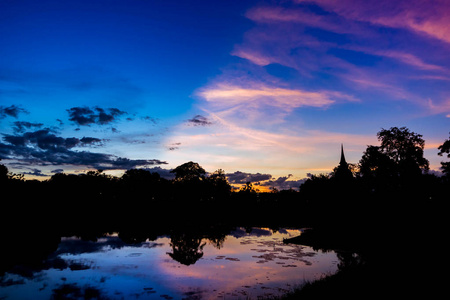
left=438, top=132, right=450, bottom=176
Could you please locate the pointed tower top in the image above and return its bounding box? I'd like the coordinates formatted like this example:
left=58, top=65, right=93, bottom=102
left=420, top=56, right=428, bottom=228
left=335, top=144, right=352, bottom=180
left=340, top=144, right=347, bottom=165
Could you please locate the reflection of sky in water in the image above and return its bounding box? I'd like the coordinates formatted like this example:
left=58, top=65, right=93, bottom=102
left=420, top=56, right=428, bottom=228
left=0, top=228, right=338, bottom=299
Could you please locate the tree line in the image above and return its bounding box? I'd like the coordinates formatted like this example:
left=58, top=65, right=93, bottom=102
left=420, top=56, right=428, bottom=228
left=1, top=126, right=449, bottom=230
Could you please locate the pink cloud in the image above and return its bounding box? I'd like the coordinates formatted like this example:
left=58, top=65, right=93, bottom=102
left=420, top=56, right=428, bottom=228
left=198, top=83, right=338, bottom=109
left=297, top=0, right=450, bottom=43
left=232, top=1, right=449, bottom=104
left=245, top=5, right=362, bottom=35
left=231, top=47, right=273, bottom=66
left=242, top=2, right=448, bottom=71
left=427, top=98, right=450, bottom=115
left=350, top=47, right=446, bottom=71
left=196, top=81, right=359, bottom=127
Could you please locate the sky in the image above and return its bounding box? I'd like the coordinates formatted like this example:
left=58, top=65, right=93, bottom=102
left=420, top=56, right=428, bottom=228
left=1, top=0, right=449, bottom=190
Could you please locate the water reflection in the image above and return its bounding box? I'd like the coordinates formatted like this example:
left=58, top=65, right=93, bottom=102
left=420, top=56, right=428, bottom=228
left=0, top=228, right=339, bottom=299
left=168, top=233, right=206, bottom=266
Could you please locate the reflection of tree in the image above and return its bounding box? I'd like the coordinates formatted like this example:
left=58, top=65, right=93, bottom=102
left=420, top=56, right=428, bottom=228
left=167, top=233, right=206, bottom=266
left=207, top=235, right=226, bottom=249
left=336, top=251, right=363, bottom=271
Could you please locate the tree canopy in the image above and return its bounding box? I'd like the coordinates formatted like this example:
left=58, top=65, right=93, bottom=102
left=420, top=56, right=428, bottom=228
left=438, top=133, right=450, bottom=176
left=360, top=127, right=429, bottom=181
left=170, top=161, right=206, bottom=181
left=377, top=127, right=429, bottom=171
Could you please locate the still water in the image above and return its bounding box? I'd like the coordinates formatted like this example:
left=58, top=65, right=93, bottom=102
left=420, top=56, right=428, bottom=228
left=0, top=228, right=338, bottom=299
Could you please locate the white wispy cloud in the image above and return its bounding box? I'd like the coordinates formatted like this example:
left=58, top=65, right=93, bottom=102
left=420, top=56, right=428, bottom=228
left=195, top=79, right=359, bottom=127
left=198, top=83, right=349, bottom=110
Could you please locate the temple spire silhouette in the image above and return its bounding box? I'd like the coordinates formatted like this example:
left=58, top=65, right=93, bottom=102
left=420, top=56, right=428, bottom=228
left=335, top=144, right=353, bottom=181
left=340, top=144, right=347, bottom=166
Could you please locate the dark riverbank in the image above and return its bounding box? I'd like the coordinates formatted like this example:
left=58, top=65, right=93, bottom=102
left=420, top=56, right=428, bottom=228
left=2, top=185, right=445, bottom=299
left=279, top=197, right=446, bottom=299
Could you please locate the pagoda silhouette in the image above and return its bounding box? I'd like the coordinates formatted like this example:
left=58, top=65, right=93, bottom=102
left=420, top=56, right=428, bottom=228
left=334, top=144, right=353, bottom=181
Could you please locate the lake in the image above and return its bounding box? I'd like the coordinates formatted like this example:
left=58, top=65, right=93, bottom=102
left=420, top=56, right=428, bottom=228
left=0, top=227, right=339, bottom=299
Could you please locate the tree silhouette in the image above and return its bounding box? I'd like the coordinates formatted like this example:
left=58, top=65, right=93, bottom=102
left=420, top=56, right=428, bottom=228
left=438, top=133, right=450, bottom=176
left=0, top=163, right=8, bottom=182
left=377, top=127, right=429, bottom=175
left=206, top=169, right=232, bottom=200
left=171, top=161, right=206, bottom=182
left=359, top=145, right=398, bottom=191
left=208, top=169, right=227, bottom=184
left=359, top=127, right=429, bottom=192
left=240, top=182, right=258, bottom=193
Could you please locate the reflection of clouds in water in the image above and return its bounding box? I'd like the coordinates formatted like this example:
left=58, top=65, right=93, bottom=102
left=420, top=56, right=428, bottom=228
left=51, top=283, right=106, bottom=300
left=250, top=241, right=316, bottom=266
left=157, top=229, right=332, bottom=299
left=230, top=227, right=273, bottom=238
left=0, top=229, right=337, bottom=300
left=55, top=235, right=164, bottom=256
left=0, top=235, right=165, bottom=287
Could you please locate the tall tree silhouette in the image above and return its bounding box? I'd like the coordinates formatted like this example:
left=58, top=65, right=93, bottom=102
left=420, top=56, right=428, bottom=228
left=360, top=127, right=429, bottom=192
left=0, top=163, right=8, bottom=182
left=170, top=161, right=208, bottom=202
left=206, top=169, right=232, bottom=200
left=438, top=133, right=450, bottom=176
left=377, top=127, right=429, bottom=175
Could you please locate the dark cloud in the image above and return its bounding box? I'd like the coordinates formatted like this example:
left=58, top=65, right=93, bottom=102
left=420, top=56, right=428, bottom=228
left=0, top=129, right=166, bottom=170
left=168, top=142, right=181, bottom=151
left=0, top=105, right=28, bottom=119
left=3, top=129, right=84, bottom=150
left=79, top=137, right=103, bottom=146
left=230, top=227, right=272, bottom=238
left=226, top=171, right=272, bottom=184
left=67, top=106, right=127, bottom=126
left=186, top=115, right=213, bottom=126
left=12, top=121, right=44, bottom=133
left=225, top=171, right=307, bottom=191
left=95, top=107, right=126, bottom=125
left=67, top=107, right=96, bottom=125
left=21, top=168, right=47, bottom=177
left=143, top=166, right=175, bottom=180
left=258, top=174, right=308, bottom=191
left=104, top=157, right=166, bottom=170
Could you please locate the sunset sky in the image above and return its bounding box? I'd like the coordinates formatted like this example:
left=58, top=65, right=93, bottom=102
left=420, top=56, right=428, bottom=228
left=1, top=0, right=449, bottom=189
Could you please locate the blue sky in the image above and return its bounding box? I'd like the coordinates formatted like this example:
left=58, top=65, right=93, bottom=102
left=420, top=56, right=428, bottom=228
left=1, top=0, right=449, bottom=189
